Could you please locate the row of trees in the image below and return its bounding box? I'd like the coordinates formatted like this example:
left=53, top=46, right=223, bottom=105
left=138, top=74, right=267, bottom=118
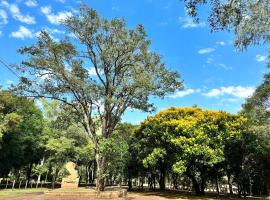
left=1, top=90, right=269, bottom=196
left=0, top=0, right=269, bottom=195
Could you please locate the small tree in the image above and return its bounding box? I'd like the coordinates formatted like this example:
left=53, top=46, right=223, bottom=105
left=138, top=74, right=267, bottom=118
left=15, top=5, right=182, bottom=191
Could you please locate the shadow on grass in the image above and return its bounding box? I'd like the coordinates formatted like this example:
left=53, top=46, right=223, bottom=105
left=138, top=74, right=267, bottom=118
left=128, top=189, right=269, bottom=200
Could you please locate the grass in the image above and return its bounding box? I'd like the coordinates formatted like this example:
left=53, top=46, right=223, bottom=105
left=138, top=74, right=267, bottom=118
left=0, top=188, right=47, bottom=197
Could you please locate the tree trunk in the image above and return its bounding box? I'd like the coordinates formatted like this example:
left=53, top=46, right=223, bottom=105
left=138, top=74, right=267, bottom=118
left=26, top=163, right=33, bottom=183
left=216, top=173, right=220, bottom=195
left=200, top=176, right=205, bottom=195
left=227, top=173, right=233, bottom=195
left=95, top=153, right=106, bottom=191
left=51, top=167, right=59, bottom=189
left=159, top=164, right=166, bottom=190
left=128, top=177, right=132, bottom=191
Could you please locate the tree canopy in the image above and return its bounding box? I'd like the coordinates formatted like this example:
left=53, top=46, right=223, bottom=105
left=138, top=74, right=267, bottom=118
left=14, top=5, right=182, bottom=191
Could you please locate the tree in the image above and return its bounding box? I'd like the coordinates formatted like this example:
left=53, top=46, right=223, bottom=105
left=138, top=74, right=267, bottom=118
left=136, top=106, right=246, bottom=195
left=238, top=81, right=270, bottom=196
left=40, top=99, right=95, bottom=188
left=15, top=5, right=182, bottom=191
left=183, top=0, right=269, bottom=55
left=0, top=91, right=43, bottom=180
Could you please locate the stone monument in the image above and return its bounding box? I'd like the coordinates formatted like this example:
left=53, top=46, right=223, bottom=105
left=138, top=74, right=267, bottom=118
left=61, top=161, right=79, bottom=189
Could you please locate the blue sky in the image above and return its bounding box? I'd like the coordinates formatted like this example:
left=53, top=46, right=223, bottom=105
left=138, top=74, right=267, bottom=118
left=0, top=0, right=268, bottom=124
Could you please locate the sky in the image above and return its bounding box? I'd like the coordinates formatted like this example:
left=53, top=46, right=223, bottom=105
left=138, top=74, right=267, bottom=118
left=0, top=0, right=268, bottom=124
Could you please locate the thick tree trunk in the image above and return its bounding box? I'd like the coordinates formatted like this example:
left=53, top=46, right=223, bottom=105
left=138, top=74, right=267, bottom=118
left=159, top=164, right=166, bottom=190
left=192, top=178, right=201, bottom=195
left=200, top=176, right=205, bottom=195
left=95, top=153, right=106, bottom=191
left=186, top=172, right=201, bottom=195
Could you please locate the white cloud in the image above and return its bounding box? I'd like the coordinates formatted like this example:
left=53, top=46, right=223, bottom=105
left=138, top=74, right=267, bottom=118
left=179, top=17, right=206, bottom=28
left=198, top=48, right=215, bottom=54
left=0, top=9, right=8, bottom=24
left=206, top=57, right=214, bottom=64
left=6, top=80, right=13, bottom=85
left=88, top=67, right=96, bottom=76
left=11, top=25, right=33, bottom=39
left=169, top=88, right=200, bottom=98
left=203, top=86, right=255, bottom=98
left=0, top=30, right=2, bottom=36
left=216, top=41, right=225, bottom=46
left=255, top=54, right=267, bottom=62
left=6, top=3, right=36, bottom=24
left=25, top=0, right=37, bottom=7
left=0, top=0, right=9, bottom=7
left=41, top=6, right=72, bottom=25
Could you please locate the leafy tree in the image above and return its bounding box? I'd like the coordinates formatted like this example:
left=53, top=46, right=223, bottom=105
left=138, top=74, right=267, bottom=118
left=0, top=91, right=43, bottom=180
left=239, top=82, right=270, bottom=196
left=101, top=123, right=135, bottom=186
left=15, top=5, right=182, bottom=191
left=183, top=0, right=269, bottom=55
left=136, top=106, right=246, bottom=195
left=40, top=99, right=95, bottom=188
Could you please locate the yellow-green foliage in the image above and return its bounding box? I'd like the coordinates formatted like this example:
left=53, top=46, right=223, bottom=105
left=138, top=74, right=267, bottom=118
left=138, top=106, right=246, bottom=174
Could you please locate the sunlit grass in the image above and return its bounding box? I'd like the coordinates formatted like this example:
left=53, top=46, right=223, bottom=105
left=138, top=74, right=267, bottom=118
left=0, top=188, right=47, bottom=197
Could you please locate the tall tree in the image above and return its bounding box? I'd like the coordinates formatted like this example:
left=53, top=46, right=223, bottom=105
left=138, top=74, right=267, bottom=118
left=15, top=5, right=182, bottom=191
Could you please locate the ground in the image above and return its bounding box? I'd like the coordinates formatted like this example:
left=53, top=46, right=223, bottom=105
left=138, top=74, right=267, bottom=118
left=0, top=189, right=268, bottom=200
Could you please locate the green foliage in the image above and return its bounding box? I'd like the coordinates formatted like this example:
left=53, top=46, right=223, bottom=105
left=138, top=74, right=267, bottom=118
left=136, top=106, right=245, bottom=194
left=0, top=91, right=43, bottom=177
left=15, top=6, right=182, bottom=189
left=183, top=0, right=269, bottom=51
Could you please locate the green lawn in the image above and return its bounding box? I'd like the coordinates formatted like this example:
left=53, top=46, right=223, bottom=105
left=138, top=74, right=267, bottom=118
left=0, top=188, right=47, bottom=197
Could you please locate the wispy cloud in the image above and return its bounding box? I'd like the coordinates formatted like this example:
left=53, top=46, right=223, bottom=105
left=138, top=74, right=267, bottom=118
left=25, top=0, right=37, bottom=7
left=169, top=88, right=200, bottom=98
left=198, top=48, right=215, bottom=54
left=41, top=6, right=72, bottom=25
left=255, top=54, right=267, bottom=62
left=203, top=86, right=255, bottom=98
left=216, top=41, right=225, bottom=46
left=11, top=25, right=33, bottom=39
left=3, top=3, right=36, bottom=24
left=179, top=17, right=206, bottom=28
left=218, top=63, right=232, bottom=70
left=0, top=9, right=8, bottom=24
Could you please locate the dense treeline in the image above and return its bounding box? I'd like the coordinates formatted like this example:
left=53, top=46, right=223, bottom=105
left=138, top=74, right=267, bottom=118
left=0, top=90, right=269, bottom=197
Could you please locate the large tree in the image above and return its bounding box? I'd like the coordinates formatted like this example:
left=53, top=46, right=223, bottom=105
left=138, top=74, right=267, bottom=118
left=136, top=107, right=246, bottom=195
left=15, top=5, right=182, bottom=191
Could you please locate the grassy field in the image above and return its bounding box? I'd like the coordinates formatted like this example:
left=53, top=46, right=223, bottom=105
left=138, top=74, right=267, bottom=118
left=0, top=188, right=47, bottom=197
